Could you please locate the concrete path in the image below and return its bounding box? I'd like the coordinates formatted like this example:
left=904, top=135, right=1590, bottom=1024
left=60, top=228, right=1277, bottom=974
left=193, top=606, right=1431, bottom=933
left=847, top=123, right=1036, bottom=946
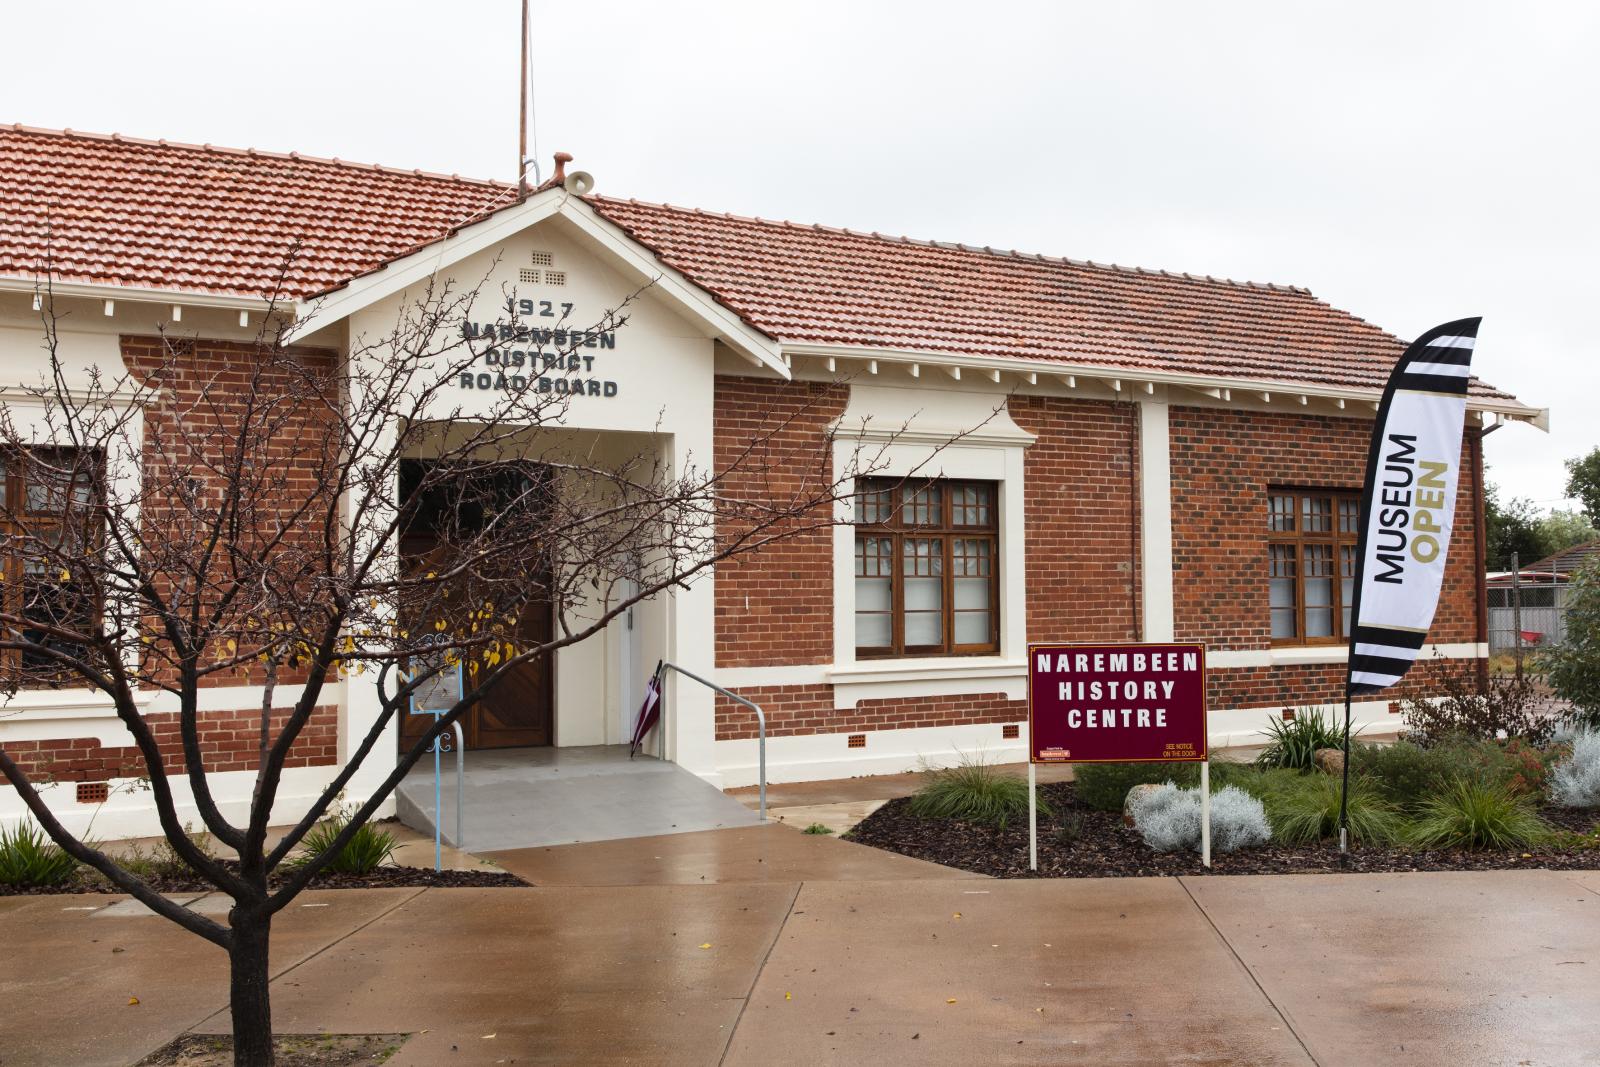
left=486, top=822, right=981, bottom=886
left=397, top=745, right=761, bottom=851
left=5, top=865, right=1598, bottom=1065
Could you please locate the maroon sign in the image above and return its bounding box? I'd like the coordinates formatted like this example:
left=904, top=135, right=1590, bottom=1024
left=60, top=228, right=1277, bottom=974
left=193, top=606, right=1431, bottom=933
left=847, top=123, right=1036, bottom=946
left=1028, top=642, right=1207, bottom=764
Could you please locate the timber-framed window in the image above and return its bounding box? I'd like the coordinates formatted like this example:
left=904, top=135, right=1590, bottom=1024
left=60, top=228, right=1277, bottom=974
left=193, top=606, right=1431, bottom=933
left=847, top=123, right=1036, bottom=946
left=0, top=448, right=101, bottom=685
left=853, top=478, right=999, bottom=658
left=1267, top=487, right=1360, bottom=645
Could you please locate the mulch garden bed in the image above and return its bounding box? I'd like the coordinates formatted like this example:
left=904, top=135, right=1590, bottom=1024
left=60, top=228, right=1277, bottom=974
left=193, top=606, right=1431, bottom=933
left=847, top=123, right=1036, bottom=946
left=0, top=860, right=525, bottom=897
left=844, top=781, right=1600, bottom=879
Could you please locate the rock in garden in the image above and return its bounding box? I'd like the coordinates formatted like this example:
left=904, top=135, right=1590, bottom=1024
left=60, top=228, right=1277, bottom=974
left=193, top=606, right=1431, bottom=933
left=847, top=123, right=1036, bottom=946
left=1123, top=783, right=1166, bottom=826
left=1313, top=748, right=1345, bottom=776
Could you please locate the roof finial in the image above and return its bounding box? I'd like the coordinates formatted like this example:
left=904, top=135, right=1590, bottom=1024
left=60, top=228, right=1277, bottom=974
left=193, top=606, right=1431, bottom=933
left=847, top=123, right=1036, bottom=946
left=552, top=151, right=572, bottom=184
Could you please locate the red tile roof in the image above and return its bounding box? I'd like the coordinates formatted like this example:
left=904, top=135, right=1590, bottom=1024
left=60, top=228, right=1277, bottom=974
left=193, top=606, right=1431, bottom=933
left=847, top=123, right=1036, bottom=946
left=0, top=124, right=1514, bottom=400
left=0, top=124, right=516, bottom=301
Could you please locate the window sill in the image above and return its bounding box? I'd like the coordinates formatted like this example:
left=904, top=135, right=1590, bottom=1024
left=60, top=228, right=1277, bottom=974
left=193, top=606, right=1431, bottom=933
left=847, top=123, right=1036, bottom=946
left=0, top=687, right=149, bottom=722
left=826, top=656, right=1028, bottom=709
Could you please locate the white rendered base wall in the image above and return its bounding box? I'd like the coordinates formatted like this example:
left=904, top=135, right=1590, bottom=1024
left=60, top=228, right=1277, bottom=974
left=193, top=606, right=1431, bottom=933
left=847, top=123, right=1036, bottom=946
left=710, top=699, right=1405, bottom=788
left=0, top=764, right=398, bottom=841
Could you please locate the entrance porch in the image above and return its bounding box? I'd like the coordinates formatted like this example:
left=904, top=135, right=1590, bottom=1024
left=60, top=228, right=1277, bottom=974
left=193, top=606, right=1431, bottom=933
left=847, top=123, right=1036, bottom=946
left=395, top=745, right=759, bottom=851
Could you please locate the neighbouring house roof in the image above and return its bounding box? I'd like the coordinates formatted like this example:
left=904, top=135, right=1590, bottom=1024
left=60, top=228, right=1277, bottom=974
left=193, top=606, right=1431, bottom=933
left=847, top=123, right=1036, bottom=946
left=0, top=123, right=1518, bottom=400
left=1522, top=539, right=1600, bottom=579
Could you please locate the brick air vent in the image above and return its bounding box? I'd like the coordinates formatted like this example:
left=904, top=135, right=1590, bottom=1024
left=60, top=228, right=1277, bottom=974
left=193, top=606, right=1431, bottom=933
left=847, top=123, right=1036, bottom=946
left=519, top=268, right=539, bottom=284
left=1002, top=723, right=1020, bottom=739
left=544, top=270, right=566, bottom=286
left=529, top=250, right=554, bottom=267
left=847, top=734, right=866, bottom=749
left=76, top=782, right=109, bottom=804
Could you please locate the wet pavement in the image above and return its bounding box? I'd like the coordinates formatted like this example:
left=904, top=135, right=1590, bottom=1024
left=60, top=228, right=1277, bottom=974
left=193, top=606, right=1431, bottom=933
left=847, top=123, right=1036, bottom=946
left=485, top=822, right=980, bottom=885
left=4, top=859, right=1597, bottom=1065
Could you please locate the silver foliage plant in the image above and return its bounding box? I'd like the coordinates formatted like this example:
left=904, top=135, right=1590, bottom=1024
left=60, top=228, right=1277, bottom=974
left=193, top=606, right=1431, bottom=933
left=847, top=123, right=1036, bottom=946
left=1128, top=782, right=1272, bottom=855
left=1551, top=731, right=1600, bottom=808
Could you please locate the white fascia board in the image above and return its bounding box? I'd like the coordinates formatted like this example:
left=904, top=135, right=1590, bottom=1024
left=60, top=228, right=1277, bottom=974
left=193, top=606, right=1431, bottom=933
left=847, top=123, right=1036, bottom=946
left=291, top=191, right=565, bottom=331
left=781, top=341, right=1548, bottom=428
left=0, top=276, right=273, bottom=313
left=561, top=199, right=786, bottom=377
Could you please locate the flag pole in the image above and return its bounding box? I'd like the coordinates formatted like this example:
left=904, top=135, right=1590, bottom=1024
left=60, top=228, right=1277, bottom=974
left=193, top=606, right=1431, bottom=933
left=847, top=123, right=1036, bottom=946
left=1337, top=686, right=1353, bottom=861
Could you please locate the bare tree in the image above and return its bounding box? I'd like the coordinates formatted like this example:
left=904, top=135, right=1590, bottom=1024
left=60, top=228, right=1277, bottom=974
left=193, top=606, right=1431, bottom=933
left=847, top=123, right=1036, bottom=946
left=0, top=262, right=974, bottom=1065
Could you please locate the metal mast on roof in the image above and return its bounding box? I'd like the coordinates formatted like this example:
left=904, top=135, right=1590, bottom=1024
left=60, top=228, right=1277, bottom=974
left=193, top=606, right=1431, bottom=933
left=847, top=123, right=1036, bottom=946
left=518, top=0, right=530, bottom=199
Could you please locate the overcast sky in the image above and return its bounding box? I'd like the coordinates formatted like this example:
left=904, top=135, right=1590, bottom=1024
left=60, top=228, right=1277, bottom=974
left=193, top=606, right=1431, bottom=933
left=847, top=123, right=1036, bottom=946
left=6, top=1, right=1594, bottom=506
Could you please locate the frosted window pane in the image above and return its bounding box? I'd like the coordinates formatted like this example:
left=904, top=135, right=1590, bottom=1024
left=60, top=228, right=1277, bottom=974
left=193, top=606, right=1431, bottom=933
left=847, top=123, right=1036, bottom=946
left=905, top=611, right=941, bottom=645
left=955, top=611, right=990, bottom=644
left=954, top=577, right=988, bottom=610
left=1271, top=608, right=1297, bottom=639
left=1306, top=607, right=1334, bottom=638
left=1305, top=577, right=1332, bottom=609
left=855, top=613, right=891, bottom=648
left=905, top=576, right=942, bottom=611
left=1270, top=577, right=1295, bottom=609
left=856, top=577, right=891, bottom=611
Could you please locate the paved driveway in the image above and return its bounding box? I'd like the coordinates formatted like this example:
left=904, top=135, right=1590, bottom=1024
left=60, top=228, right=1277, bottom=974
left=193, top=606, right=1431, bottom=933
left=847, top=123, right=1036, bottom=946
left=3, top=835, right=1597, bottom=1065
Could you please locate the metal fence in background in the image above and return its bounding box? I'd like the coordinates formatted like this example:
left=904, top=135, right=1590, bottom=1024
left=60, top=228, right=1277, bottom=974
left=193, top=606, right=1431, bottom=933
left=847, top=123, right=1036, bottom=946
left=1488, top=582, right=1570, bottom=654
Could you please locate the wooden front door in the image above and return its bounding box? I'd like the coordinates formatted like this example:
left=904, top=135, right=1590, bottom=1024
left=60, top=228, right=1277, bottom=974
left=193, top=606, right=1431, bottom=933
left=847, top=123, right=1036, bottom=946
left=396, top=459, right=555, bottom=752
left=396, top=536, right=555, bottom=752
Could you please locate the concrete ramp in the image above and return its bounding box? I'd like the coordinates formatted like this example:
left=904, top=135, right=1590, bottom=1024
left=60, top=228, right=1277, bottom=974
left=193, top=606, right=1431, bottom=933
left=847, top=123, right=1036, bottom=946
left=396, top=745, right=761, bottom=851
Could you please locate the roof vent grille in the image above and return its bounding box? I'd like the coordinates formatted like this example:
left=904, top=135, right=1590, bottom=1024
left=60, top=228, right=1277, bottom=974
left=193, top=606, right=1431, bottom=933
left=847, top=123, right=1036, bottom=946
left=544, top=270, right=566, bottom=286
left=518, top=268, right=539, bottom=285
left=529, top=250, right=554, bottom=267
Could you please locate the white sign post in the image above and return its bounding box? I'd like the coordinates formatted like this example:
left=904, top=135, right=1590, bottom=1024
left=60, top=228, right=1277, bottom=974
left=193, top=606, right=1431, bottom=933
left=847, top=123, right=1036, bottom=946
left=1200, top=759, right=1211, bottom=869
left=1027, top=760, right=1038, bottom=872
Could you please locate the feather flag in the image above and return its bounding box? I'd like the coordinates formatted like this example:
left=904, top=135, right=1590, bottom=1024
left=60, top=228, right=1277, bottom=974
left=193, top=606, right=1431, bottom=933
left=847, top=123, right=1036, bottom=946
left=1346, top=317, right=1481, bottom=694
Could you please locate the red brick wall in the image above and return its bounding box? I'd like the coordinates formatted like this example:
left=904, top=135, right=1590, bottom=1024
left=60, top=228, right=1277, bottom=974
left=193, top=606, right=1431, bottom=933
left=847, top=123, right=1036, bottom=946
left=1011, top=396, right=1140, bottom=643
left=715, top=685, right=1022, bottom=741
left=1, top=705, right=339, bottom=785
left=123, top=335, right=340, bottom=689
left=713, top=376, right=848, bottom=668
left=1208, top=655, right=1478, bottom=713
left=1168, top=407, right=1482, bottom=649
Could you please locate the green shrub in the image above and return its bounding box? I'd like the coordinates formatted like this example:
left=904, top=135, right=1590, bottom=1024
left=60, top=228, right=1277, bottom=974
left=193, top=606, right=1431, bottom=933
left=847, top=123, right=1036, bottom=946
left=1072, top=761, right=1199, bottom=811
left=1350, top=741, right=1439, bottom=806
left=1216, top=765, right=1320, bottom=811
left=1547, top=559, right=1600, bottom=731
left=800, top=822, right=834, bottom=835
left=294, top=814, right=399, bottom=875
left=908, top=760, right=1050, bottom=828
left=1254, top=709, right=1351, bottom=770
left=1268, top=775, right=1404, bottom=846
left=1407, top=779, right=1550, bottom=850
left=0, top=821, right=80, bottom=887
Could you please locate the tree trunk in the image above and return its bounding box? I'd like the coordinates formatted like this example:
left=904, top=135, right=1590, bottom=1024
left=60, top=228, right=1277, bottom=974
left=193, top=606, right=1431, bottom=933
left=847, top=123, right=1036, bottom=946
left=229, top=909, right=274, bottom=1067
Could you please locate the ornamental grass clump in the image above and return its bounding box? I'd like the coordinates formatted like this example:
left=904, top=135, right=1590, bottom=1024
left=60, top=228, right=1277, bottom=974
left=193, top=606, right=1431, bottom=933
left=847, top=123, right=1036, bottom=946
left=1254, top=709, right=1350, bottom=770
left=1268, top=775, right=1403, bottom=846
left=1126, top=783, right=1270, bottom=855
left=1551, top=731, right=1600, bottom=808
left=0, top=821, right=80, bottom=888
left=1407, top=778, right=1549, bottom=850
left=294, top=814, right=399, bottom=875
left=909, top=759, right=1049, bottom=829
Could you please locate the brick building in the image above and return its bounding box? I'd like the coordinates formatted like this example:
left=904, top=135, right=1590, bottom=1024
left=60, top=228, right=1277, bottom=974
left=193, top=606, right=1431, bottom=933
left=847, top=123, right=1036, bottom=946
left=0, top=125, right=1547, bottom=837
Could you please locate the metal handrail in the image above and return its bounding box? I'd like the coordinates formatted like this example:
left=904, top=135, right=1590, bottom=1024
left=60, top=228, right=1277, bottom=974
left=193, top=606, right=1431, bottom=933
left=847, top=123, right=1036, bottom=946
left=657, top=661, right=766, bottom=822
left=430, top=718, right=465, bottom=870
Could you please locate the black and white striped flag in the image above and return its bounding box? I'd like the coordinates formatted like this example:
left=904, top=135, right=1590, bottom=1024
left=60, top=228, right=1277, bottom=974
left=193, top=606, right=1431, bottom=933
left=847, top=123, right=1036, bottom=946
left=1347, top=318, right=1480, bottom=694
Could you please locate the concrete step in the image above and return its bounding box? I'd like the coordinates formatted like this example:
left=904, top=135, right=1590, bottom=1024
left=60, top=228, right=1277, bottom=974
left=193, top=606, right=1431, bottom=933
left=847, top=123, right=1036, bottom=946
left=396, top=744, right=762, bottom=852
